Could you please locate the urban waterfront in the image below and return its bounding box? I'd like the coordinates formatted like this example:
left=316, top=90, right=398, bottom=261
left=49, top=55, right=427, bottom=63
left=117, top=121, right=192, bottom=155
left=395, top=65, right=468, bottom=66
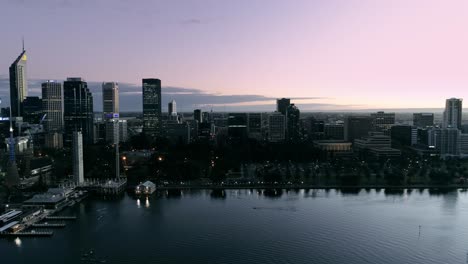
left=2, top=189, right=468, bottom=264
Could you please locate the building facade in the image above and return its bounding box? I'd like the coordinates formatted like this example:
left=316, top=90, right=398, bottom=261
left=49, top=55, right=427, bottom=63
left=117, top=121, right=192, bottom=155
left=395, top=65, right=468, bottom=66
left=413, top=113, right=434, bottom=128
left=72, top=131, right=84, bottom=185
left=443, top=98, right=462, bottom=129
left=268, top=112, right=286, bottom=142
left=276, top=98, right=290, bottom=115
left=142, top=78, right=162, bottom=138
left=344, top=116, right=373, bottom=143
left=63, top=77, right=94, bottom=145
left=42, top=80, right=63, bottom=149
left=102, top=82, right=119, bottom=120
left=9, top=49, right=28, bottom=117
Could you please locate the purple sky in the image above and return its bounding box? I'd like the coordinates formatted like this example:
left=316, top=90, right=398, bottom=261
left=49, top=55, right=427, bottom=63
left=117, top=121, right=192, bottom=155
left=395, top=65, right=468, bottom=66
left=1, top=0, right=468, bottom=111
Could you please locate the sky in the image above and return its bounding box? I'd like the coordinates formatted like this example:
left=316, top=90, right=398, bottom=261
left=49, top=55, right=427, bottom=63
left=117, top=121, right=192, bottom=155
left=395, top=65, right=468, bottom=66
left=1, top=0, right=468, bottom=112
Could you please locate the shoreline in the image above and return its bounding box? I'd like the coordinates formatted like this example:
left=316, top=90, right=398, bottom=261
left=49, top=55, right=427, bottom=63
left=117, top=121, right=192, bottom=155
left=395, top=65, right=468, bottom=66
left=155, top=184, right=468, bottom=190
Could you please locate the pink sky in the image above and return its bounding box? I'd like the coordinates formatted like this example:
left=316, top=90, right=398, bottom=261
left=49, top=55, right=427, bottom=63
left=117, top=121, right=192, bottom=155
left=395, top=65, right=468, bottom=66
left=1, top=0, right=468, bottom=110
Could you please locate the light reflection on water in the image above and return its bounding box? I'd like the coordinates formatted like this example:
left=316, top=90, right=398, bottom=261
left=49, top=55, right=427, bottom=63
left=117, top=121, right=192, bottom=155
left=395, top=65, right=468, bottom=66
left=2, top=188, right=468, bottom=264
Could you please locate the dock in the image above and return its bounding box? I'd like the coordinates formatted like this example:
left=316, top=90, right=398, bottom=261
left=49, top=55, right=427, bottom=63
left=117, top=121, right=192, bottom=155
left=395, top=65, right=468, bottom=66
left=0, top=231, right=53, bottom=237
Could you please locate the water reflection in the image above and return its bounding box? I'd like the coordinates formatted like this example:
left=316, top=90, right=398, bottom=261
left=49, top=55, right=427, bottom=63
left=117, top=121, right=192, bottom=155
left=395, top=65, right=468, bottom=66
left=136, top=198, right=141, bottom=208
left=339, top=188, right=361, bottom=195
left=384, top=188, right=404, bottom=196
left=428, top=188, right=457, bottom=196
left=145, top=197, right=150, bottom=208
left=262, top=189, right=283, bottom=198
left=14, top=237, right=21, bottom=247
left=165, top=189, right=182, bottom=198
left=210, top=189, right=226, bottom=199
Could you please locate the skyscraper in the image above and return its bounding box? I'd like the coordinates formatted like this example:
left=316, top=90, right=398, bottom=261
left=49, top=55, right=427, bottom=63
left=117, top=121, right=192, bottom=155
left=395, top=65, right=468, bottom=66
left=194, top=109, right=203, bottom=123
left=286, top=104, right=300, bottom=142
left=64, top=77, right=94, bottom=145
left=370, top=111, right=395, bottom=131
left=168, top=100, right=177, bottom=116
left=102, top=82, right=119, bottom=120
left=142, top=78, right=162, bottom=138
left=413, top=113, right=434, bottom=128
left=22, top=96, right=42, bottom=123
left=268, top=112, right=286, bottom=142
left=344, top=116, right=373, bottom=143
left=276, top=98, right=290, bottom=115
left=42, top=80, right=63, bottom=148
left=247, top=113, right=262, bottom=140
left=42, top=81, right=63, bottom=132
left=73, top=131, right=84, bottom=185
left=9, top=47, right=28, bottom=117
left=102, top=82, right=119, bottom=144
left=443, top=98, right=462, bottom=129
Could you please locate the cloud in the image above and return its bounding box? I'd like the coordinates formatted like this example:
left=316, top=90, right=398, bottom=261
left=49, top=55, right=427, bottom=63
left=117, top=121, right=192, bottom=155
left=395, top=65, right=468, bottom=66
left=181, top=18, right=203, bottom=25
left=0, top=76, right=335, bottom=112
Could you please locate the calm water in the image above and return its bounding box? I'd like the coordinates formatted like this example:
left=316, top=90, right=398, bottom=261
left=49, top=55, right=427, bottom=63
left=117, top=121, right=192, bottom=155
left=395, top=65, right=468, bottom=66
left=2, top=189, right=468, bottom=264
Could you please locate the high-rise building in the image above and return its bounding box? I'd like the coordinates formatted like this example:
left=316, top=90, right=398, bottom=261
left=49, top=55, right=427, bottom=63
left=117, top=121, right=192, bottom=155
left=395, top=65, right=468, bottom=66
left=324, top=123, right=344, bottom=140
left=5, top=120, right=20, bottom=188
left=22, top=96, right=42, bottom=123
left=370, top=111, right=395, bottom=131
left=308, top=117, right=325, bottom=140
left=105, top=121, right=119, bottom=144
left=344, top=116, right=373, bottom=143
left=440, top=128, right=461, bottom=156
left=118, top=119, right=128, bottom=143
left=413, top=113, right=434, bottom=128
left=460, top=134, right=468, bottom=155
left=72, top=131, right=84, bottom=185
left=194, top=109, right=203, bottom=123
left=64, top=78, right=94, bottom=145
left=42, top=80, right=63, bottom=149
left=228, top=113, right=248, bottom=141
left=168, top=100, right=177, bottom=116
left=102, top=82, right=119, bottom=144
left=102, top=82, right=119, bottom=120
left=268, top=112, right=286, bottom=142
left=42, top=81, right=63, bottom=132
left=390, top=125, right=418, bottom=147
left=142, top=78, right=162, bottom=138
left=277, top=98, right=290, bottom=115
left=286, top=104, right=300, bottom=142
left=247, top=113, right=262, bottom=140
left=443, top=98, right=462, bottom=129
left=9, top=47, right=28, bottom=117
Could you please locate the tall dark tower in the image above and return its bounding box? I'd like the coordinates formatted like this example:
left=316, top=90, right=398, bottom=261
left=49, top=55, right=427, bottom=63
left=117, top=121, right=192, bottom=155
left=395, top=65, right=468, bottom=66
left=5, top=110, right=20, bottom=188
left=9, top=44, right=28, bottom=117
left=276, top=98, right=290, bottom=115
left=64, top=78, right=94, bottom=146
left=194, top=109, right=203, bottom=123
left=286, top=104, right=300, bottom=142
left=142, top=78, right=162, bottom=138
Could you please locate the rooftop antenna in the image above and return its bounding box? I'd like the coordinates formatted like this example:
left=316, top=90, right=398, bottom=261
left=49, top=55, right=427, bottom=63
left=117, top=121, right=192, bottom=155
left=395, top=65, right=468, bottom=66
left=22, top=37, right=25, bottom=52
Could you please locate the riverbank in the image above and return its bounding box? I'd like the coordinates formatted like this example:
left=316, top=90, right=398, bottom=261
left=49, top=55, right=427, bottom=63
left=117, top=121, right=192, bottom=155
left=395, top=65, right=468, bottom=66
left=155, top=183, right=468, bottom=190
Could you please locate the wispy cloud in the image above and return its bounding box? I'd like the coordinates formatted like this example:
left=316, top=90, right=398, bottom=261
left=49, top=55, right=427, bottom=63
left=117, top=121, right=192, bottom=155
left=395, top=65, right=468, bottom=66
left=181, top=18, right=203, bottom=25
left=0, top=76, right=333, bottom=112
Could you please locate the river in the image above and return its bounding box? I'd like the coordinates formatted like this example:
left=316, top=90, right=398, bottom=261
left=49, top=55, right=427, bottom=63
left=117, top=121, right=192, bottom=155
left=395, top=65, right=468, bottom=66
left=2, top=188, right=468, bottom=264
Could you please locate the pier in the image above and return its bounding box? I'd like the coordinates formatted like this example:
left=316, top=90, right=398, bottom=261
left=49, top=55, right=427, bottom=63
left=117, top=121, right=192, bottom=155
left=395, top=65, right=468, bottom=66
left=80, top=177, right=127, bottom=196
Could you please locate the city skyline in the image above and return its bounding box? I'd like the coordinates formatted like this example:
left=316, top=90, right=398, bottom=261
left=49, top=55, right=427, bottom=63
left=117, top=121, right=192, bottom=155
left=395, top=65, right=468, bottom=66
left=1, top=0, right=468, bottom=111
